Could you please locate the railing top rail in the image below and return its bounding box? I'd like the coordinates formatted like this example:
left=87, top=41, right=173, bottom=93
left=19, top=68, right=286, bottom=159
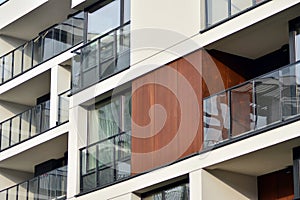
left=58, top=89, right=71, bottom=96
left=0, top=99, right=50, bottom=125
left=79, top=131, right=130, bottom=151
left=72, top=21, right=131, bottom=54
left=203, top=60, right=300, bottom=101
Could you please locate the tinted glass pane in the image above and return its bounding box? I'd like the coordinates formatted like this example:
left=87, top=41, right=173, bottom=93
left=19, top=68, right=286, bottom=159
left=7, top=186, right=17, bottom=200
left=255, top=71, right=280, bottom=129
left=231, top=0, right=253, bottom=15
left=42, top=30, right=54, bottom=61
left=41, top=101, right=50, bottom=132
left=72, top=12, right=84, bottom=45
left=82, top=172, right=96, bottom=192
left=203, top=92, right=229, bottom=148
left=207, top=0, right=229, bottom=26
left=3, top=53, right=13, bottom=82
left=13, top=46, right=23, bottom=76
left=11, top=116, right=20, bottom=145
left=23, top=41, right=33, bottom=71
left=20, top=111, right=31, bottom=141
left=124, top=0, right=130, bottom=23
left=231, top=83, right=254, bottom=136
left=18, top=182, right=28, bottom=200
left=98, top=167, right=114, bottom=186
left=28, top=177, right=38, bottom=200
left=1, top=121, right=11, bottom=150
left=31, top=105, right=42, bottom=135
left=39, top=174, right=50, bottom=200
left=33, top=36, right=43, bottom=66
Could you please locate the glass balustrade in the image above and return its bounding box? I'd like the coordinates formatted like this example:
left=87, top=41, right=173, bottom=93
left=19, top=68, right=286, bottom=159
left=0, top=100, right=50, bottom=151
left=203, top=61, right=300, bottom=148
left=0, top=166, right=67, bottom=200
left=72, top=23, right=130, bottom=93
left=0, top=12, right=84, bottom=85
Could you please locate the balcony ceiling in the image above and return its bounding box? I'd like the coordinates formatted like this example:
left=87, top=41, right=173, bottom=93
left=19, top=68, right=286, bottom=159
left=0, top=134, right=67, bottom=173
left=206, top=3, right=300, bottom=59
left=206, top=135, right=300, bottom=176
left=0, top=70, right=50, bottom=106
left=0, top=0, right=77, bottom=41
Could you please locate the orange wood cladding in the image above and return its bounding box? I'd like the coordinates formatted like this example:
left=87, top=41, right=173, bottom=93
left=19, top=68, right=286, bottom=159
left=258, top=169, right=294, bottom=200
left=131, top=49, right=246, bottom=174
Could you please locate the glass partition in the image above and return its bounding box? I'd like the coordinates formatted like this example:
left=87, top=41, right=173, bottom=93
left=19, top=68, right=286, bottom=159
left=58, top=90, right=70, bottom=124
left=203, top=61, right=300, bottom=148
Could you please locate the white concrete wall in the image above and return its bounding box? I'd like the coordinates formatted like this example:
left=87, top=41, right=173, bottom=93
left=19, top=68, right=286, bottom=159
left=130, top=0, right=201, bottom=66
left=0, top=168, right=33, bottom=190
left=0, top=35, right=26, bottom=56
left=0, top=100, right=30, bottom=122
left=209, top=169, right=258, bottom=200
left=0, top=0, right=48, bottom=30
left=201, top=170, right=250, bottom=200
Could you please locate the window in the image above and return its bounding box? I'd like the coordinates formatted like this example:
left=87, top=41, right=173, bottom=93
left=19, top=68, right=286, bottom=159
left=80, top=90, right=131, bottom=191
left=87, top=0, right=130, bottom=41
left=142, top=182, right=190, bottom=200
left=204, top=0, right=268, bottom=28
left=0, top=0, right=8, bottom=6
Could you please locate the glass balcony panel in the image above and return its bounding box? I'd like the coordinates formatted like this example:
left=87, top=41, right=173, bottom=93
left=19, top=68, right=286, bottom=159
left=81, top=172, right=96, bottom=192
left=20, top=111, right=31, bottom=142
left=13, top=46, right=23, bottom=76
left=254, top=71, right=281, bottom=129
left=231, top=0, right=253, bottom=15
left=11, top=116, right=20, bottom=145
left=116, top=159, right=130, bottom=181
left=98, top=138, right=114, bottom=167
left=3, top=53, right=13, bottom=82
left=18, top=182, right=28, bottom=200
left=55, top=166, right=67, bottom=198
left=58, top=90, right=70, bottom=124
left=231, top=83, right=254, bottom=137
left=81, top=42, right=100, bottom=89
left=28, top=177, right=38, bottom=200
left=124, top=93, right=132, bottom=132
left=72, top=54, right=82, bottom=91
left=31, top=104, right=42, bottom=136
left=7, top=186, right=17, bottom=200
left=53, top=25, right=64, bottom=55
left=98, top=166, right=114, bottom=187
left=0, top=57, right=4, bottom=84
left=60, top=18, right=73, bottom=51
left=1, top=120, right=10, bottom=150
left=38, top=174, right=50, bottom=200
left=48, top=171, right=57, bottom=199
left=72, top=12, right=85, bottom=45
left=33, top=36, right=43, bottom=66
left=23, top=41, right=33, bottom=71
left=42, top=30, right=54, bottom=61
left=0, top=190, right=6, bottom=200
left=124, top=0, right=130, bottom=23
left=40, top=101, right=50, bottom=132
left=87, top=0, right=120, bottom=41
left=116, top=132, right=131, bottom=160
left=206, top=0, right=229, bottom=26
left=203, top=91, right=229, bottom=148
left=281, top=64, right=299, bottom=119
left=87, top=146, right=97, bottom=172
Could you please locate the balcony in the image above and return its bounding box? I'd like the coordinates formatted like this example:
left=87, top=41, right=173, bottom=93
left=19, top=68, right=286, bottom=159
left=0, top=12, right=84, bottom=85
left=203, top=61, right=300, bottom=148
left=80, top=131, right=131, bottom=192
left=72, top=22, right=130, bottom=93
left=202, top=0, right=270, bottom=29
left=0, top=166, right=67, bottom=200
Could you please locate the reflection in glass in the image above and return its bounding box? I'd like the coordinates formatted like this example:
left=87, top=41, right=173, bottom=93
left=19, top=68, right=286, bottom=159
left=203, top=92, right=229, bottom=148
left=206, top=0, right=229, bottom=26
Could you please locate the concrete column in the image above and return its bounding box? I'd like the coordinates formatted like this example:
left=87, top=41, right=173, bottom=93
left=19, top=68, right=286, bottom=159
left=189, top=169, right=203, bottom=200
left=67, top=105, right=88, bottom=199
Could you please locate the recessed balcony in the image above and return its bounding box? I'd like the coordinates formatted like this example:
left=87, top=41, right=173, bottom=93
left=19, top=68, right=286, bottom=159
left=0, top=12, right=84, bottom=85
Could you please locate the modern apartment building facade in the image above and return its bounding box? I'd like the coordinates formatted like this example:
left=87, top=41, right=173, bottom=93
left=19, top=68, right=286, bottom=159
left=0, top=0, right=300, bottom=199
